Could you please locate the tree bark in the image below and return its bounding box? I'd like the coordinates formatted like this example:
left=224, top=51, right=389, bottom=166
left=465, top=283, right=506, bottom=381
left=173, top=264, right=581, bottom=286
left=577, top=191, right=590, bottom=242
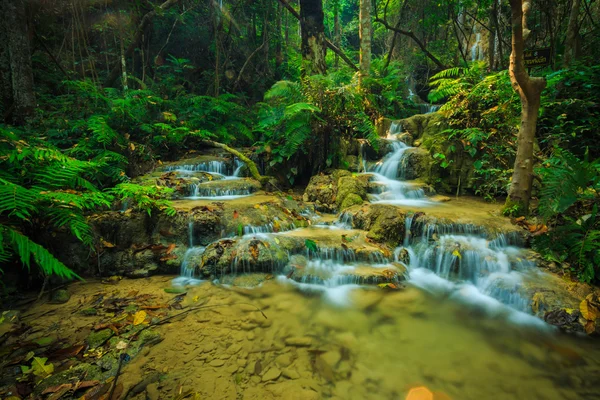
left=104, top=0, right=180, bottom=88
left=359, top=0, right=372, bottom=80
left=505, top=0, right=547, bottom=215
left=563, top=0, right=582, bottom=67
left=333, top=1, right=340, bottom=68
left=299, top=0, right=327, bottom=76
left=2, top=0, right=36, bottom=125
left=0, top=6, right=14, bottom=119
left=277, top=0, right=358, bottom=72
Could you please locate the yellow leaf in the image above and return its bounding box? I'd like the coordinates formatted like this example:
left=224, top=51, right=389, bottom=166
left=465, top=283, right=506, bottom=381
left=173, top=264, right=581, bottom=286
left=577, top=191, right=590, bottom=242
left=129, top=142, right=136, bottom=151
left=193, top=296, right=199, bottom=302
left=133, top=310, right=147, bottom=326
left=452, top=249, right=462, bottom=259
left=584, top=320, right=596, bottom=335
left=580, top=298, right=599, bottom=322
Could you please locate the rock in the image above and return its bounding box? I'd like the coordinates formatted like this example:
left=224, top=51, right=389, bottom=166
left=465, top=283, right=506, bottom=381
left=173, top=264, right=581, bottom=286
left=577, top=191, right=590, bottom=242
left=261, top=367, right=282, bottom=382
left=282, top=367, right=300, bottom=379
left=80, top=307, right=98, bottom=316
left=210, top=359, right=226, bottom=367
left=303, top=170, right=352, bottom=211
left=126, top=263, right=159, bottom=279
left=284, top=337, right=313, bottom=347
left=340, top=193, right=363, bottom=210
left=49, top=289, right=70, bottom=304
left=275, top=353, right=294, bottom=368
left=86, top=328, right=114, bottom=349
left=321, top=351, right=341, bottom=370
left=336, top=176, right=367, bottom=208
left=346, top=204, right=407, bottom=246
left=402, top=147, right=432, bottom=180
left=146, top=383, right=160, bottom=400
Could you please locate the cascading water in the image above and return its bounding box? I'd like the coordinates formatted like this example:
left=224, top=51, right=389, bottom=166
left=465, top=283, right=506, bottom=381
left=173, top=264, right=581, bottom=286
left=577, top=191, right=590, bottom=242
left=394, top=217, right=543, bottom=325
left=367, top=124, right=431, bottom=206
left=172, top=221, right=205, bottom=286
left=186, top=185, right=251, bottom=199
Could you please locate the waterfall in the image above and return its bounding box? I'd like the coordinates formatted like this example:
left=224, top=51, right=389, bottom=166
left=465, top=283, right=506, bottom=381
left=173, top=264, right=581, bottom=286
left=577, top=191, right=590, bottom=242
left=367, top=125, right=430, bottom=206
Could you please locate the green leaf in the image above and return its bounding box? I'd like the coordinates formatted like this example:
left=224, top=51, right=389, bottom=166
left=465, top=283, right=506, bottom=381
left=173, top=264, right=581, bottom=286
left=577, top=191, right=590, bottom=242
left=305, top=239, right=318, bottom=252
left=30, top=357, right=54, bottom=377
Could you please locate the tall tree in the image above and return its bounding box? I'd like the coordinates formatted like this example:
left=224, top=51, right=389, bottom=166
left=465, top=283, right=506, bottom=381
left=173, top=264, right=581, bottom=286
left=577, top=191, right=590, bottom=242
left=359, top=0, right=372, bottom=79
left=505, top=0, right=547, bottom=214
left=563, top=0, right=582, bottom=67
left=299, top=0, right=327, bottom=76
left=1, top=0, right=36, bottom=124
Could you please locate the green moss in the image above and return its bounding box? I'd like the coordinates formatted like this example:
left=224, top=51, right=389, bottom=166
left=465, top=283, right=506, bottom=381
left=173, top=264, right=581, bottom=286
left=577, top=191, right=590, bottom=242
left=340, top=193, right=363, bottom=210
left=86, top=328, right=114, bottom=349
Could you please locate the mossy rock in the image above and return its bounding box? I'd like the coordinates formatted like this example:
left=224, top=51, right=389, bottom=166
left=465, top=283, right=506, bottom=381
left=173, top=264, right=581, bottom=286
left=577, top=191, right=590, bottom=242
left=345, top=204, right=407, bottom=246
left=401, top=147, right=432, bottom=180
left=336, top=176, right=367, bottom=208
left=340, top=193, right=364, bottom=210
left=303, top=169, right=352, bottom=211
left=49, top=289, right=70, bottom=304
left=86, top=328, right=114, bottom=349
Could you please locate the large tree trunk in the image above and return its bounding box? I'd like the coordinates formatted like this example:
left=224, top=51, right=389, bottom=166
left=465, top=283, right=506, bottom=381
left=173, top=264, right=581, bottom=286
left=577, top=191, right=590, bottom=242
left=299, top=0, right=327, bottom=76
left=0, top=7, right=14, bottom=119
left=563, top=0, right=581, bottom=67
left=505, top=0, right=547, bottom=215
left=359, top=0, right=372, bottom=80
left=2, top=0, right=36, bottom=125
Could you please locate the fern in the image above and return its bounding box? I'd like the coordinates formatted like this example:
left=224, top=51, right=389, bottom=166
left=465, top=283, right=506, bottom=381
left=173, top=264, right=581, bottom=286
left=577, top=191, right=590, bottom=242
left=1, top=226, right=79, bottom=279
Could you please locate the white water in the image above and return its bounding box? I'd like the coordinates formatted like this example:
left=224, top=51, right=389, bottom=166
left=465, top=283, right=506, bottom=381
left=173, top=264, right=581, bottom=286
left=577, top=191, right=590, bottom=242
left=367, top=124, right=432, bottom=206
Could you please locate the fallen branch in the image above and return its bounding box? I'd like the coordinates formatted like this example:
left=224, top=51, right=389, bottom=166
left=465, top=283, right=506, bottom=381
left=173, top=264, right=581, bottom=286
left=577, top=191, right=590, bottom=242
left=200, top=140, right=271, bottom=185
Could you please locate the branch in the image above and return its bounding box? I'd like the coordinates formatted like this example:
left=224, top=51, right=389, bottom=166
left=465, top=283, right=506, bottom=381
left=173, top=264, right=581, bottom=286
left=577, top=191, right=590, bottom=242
left=374, top=16, right=446, bottom=69
left=104, top=0, right=181, bottom=88
left=275, top=0, right=359, bottom=72
left=200, top=140, right=271, bottom=185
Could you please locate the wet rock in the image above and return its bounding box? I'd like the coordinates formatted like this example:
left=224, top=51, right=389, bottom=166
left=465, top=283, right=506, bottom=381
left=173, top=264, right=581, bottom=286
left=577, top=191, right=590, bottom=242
left=49, top=289, right=70, bottom=304
left=303, top=170, right=351, bottom=211
left=210, top=359, right=226, bottom=367
left=282, top=367, right=300, bottom=379
left=261, top=367, right=282, bottom=381
left=346, top=204, right=407, bottom=246
left=275, top=353, right=294, bottom=368
left=284, top=337, right=313, bottom=347
left=146, top=383, right=160, bottom=400
left=86, top=328, right=114, bottom=349
left=402, top=147, right=432, bottom=180
left=336, top=176, right=367, bottom=210
left=129, top=372, right=161, bottom=397
left=125, top=263, right=159, bottom=279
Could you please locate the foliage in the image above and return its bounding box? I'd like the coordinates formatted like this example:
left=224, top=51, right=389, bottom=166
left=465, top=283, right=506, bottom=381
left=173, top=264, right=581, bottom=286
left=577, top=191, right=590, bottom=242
left=533, top=149, right=600, bottom=282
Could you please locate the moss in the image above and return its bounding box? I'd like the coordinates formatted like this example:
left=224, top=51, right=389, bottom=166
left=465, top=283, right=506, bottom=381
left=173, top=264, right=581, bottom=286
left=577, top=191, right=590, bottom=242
left=86, top=328, right=114, bottom=349
left=35, top=363, right=103, bottom=395
left=49, top=289, right=70, bottom=304
left=336, top=176, right=367, bottom=208
left=340, top=193, right=363, bottom=210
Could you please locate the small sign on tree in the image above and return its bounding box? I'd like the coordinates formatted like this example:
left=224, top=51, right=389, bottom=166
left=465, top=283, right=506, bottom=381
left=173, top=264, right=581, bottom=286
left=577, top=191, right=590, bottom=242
left=524, top=47, right=552, bottom=68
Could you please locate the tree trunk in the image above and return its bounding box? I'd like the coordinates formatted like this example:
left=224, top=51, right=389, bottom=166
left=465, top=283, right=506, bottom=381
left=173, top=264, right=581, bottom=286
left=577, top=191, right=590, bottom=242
left=505, top=0, right=547, bottom=215
left=275, top=2, right=283, bottom=77
left=200, top=140, right=271, bottom=185
left=334, top=1, right=340, bottom=68
left=563, top=0, right=582, bottom=67
left=2, top=0, right=36, bottom=125
left=0, top=6, right=14, bottom=120
left=359, top=0, right=371, bottom=80
left=299, top=0, right=327, bottom=76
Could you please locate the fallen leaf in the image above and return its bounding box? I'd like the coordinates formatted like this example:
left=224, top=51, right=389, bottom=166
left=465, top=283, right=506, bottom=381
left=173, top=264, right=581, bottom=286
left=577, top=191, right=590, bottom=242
left=116, top=341, right=128, bottom=350
left=249, top=244, right=259, bottom=260
left=166, top=243, right=177, bottom=254
left=584, top=320, right=596, bottom=335
left=42, top=383, right=73, bottom=395
left=452, top=249, right=462, bottom=259
left=129, top=142, right=135, bottom=151
left=101, top=239, right=115, bottom=248
left=406, top=386, right=434, bottom=400
left=233, top=210, right=239, bottom=219
left=30, top=357, right=54, bottom=377
left=160, top=254, right=178, bottom=261
left=580, top=298, right=600, bottom=321
left=133, top=311, right=147, bottom=326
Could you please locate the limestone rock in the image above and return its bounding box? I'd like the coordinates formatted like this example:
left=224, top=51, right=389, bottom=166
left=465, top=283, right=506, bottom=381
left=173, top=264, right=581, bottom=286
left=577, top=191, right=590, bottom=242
left=261, top=366, right=282, bottom=381
left=284, top=337, right=313, bottom=347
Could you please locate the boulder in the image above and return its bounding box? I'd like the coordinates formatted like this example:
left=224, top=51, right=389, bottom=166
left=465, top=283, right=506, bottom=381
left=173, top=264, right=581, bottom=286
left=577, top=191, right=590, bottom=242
left=336, top=176, right=368, bottom=209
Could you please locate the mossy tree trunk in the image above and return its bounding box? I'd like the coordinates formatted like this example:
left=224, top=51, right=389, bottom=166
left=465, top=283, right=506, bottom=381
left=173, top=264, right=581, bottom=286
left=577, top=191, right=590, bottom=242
left=563, top=0, right=581, bottom=67
left=505, top=0, right=547, bottom=215
left=299, top=0, right=327, bottom=77
left=359, top=0, right=372, bottom=82
left=200, top=140, right=271, bottom=185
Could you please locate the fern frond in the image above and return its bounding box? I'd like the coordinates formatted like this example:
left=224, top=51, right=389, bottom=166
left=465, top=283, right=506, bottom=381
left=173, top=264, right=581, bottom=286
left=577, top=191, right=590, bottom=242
left=0, top=180, right=38, bottom=220
left=2, top=225, right=79, bottom=279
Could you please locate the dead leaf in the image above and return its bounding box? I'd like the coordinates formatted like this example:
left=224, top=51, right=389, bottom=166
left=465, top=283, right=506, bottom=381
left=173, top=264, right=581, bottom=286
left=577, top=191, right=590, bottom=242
left=249, top=243, right=259, bottom=260
left=160, top=254, right=178, bottom=261
left=48, top=344, right=85, bottom=361
left=129, top=142, right=135, bottom=151
left=584, top=320, right=596, bottom=335
left=580, top=297, right=599, bottom=321
left=42, top=383, right=72, bottom=395
left=233, top=210, right=239, bottom=219
left=100, top=239, right=115, bottom=248
left=166, top=243, right=177, bottom=254
left=406, top=386, right=434, bottom=400
left=133, top=310, right=147, bottom=326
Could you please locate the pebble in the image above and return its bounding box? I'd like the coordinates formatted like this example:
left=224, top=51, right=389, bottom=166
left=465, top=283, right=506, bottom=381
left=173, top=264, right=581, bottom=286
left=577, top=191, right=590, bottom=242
left=282, top=367, right=300, bottom=380
left=261, top=367, right=282, bottom=382
left=146, top=383, right=160, bottom=400
left=284, top=337, right=312, bottom=347
left=209, top=359, right=225, bottom=367
left=275, top=353, right=293, bottom=368
left=228, top=343, right=242, bottom=354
